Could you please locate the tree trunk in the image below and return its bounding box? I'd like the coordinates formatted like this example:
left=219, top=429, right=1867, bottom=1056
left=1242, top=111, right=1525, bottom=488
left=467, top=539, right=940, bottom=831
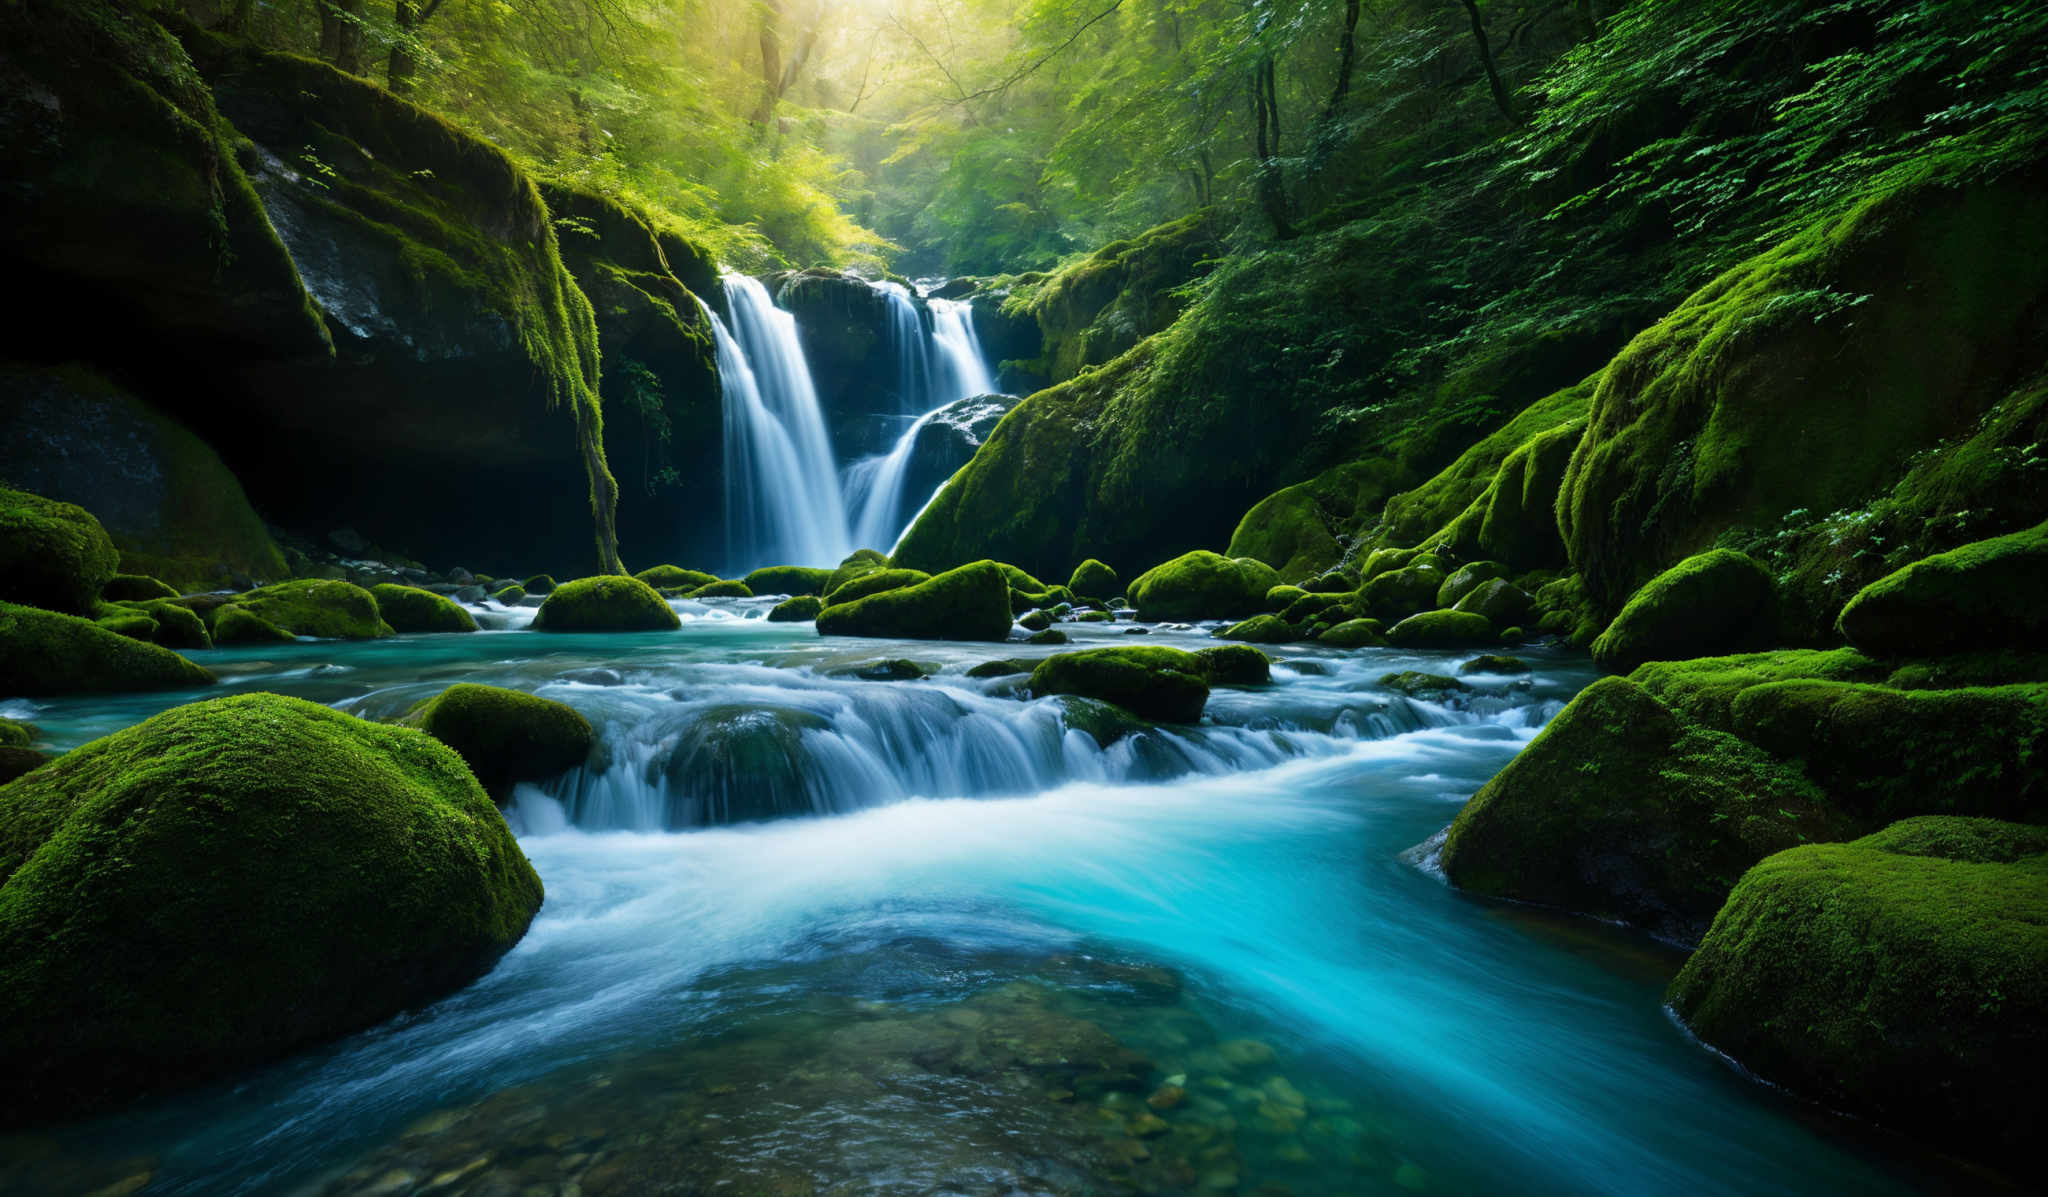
left=1321, top=0, right=1361, bottom=123
left=1251, top=54, right=1293, bottom=239
left=1456, top=0, right=1520, bottom=126
left=388, top=0, right=420, bottom=96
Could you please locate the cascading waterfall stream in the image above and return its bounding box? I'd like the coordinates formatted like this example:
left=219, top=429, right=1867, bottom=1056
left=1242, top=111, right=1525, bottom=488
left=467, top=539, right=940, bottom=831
left=711, top=276, right=853, bottom=573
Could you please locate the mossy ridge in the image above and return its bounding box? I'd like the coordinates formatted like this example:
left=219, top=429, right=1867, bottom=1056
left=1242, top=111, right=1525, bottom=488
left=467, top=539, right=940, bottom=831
left=406, top=683, right=592, bottom=794
left=0, top=600, right=215, bottom=697
left=218, top=580, right=393, bottom=639
left=0, top=693, right=543, bottom=1125
left=1836, top=519, right=2048, bottom=658
left=1628, top=649, right=1887, bottom=730
left=825, top=569, right=931, bottom=606
left=1001, top=210, right=1221, bottom=384
left=1438, top=677, right=1856, bottom=945
left=1668, top=823, right=2048, bottom=1172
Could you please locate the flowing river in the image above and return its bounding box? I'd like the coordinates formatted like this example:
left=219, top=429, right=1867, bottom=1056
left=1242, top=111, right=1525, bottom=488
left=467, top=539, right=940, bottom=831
left=0, top=603, right=1980, bottom=1196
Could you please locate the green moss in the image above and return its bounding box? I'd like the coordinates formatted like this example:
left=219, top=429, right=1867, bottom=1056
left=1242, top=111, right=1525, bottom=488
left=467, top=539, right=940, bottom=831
left=1476, top=417, right=1586, bottom=567
left=490, top=585, right=527, bottom=604
left=102, top=574, right=178, bottom=601
left=1436, top=563, right=1509, bottom=609
left=1319, top=619, right=1388, bottom=648
left=0, top=693, right=543, bottom=1124
left=1629, top=649, right=1887, bottom=730
left=1264, top=585, right=1308, bottom=612
left=685, top=580, right=753, bottom=599
left=223, top=580, right=393, bottom=640
left=1028, top=647, right=1211, bottom=723
left=635, top=565, right=718, bottom=590
left=1126, top=551, right=1282, bottom=621
left=1028, top=628, right=1070, bottom=645
left=1379, top=378, right=1597, bottom=553
left=1009, top=210, right=1221, bottom=383
left=1729, top=680, right=2048, bottom=823
left=1227, top=486, right=1347, bottom=583
left=1388, top=609, right=1494, bottom=648
left=966, top=659, right=1034, bottom=679
left=94, top=612, right=159, bottom=642
left=1855, top=815, right=2048, bottom=864
left=120, top=599, right=209, bottom=649
left=1378, top=672, right=1469, bottom=698
left=0, top=485, right=120, bottom=615
left=1440, top=677, right=1855, bottom=943
left=1010, top=584, right=1073, bottom=615
left=1017, top=610, right=1052, bottom=632
left=1836, top=519, right=2048, bottom=657
left=407, top=683, right=592, bottom=794
left=0, top=720, right=33, bottom=749
left=815, top=561, right=1013, bottom=642
left=1668, top=823, right=2047, bottom=1170
left=826, top=569, right=932, bottom=605
left=369, top=584, right=478, bottom=634
left=1530, top=573, right=1605, bottom=644
left=0, top=600, right=214, bottom=696
left=1360, top=560, right=1446, bottom=621
left=532, top=575, right=680, bottom=632
left=993, top=563, right=1047, bottom=592
left=743, top=566, right=833, bottom=597
left=1215, top=614, right=1296, bottom=644
left=1280, top=592, right=1349, bottom=624
left=824, top=549, right=893, bottom=597
left=212, top=605, right=294, bottom=644
left=1193, top=645, right=1272, bottom=686
left=1459, top=654, right=1531, bottom=675
left=1589, top=550, right=1774, bottom=673
left=767, top=595, right=823, bottom=623
left=523, top=574, right=558, bottom=594
left=1067, top=559, right=1120, bottom=600
left=1452, top=579, right=1536, bottom=627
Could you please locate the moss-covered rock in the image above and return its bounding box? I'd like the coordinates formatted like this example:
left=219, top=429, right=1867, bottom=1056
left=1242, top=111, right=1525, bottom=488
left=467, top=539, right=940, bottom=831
left=1068, top=559, right=1120, bottom=600
left=1279, top=592, right=1348, bottom=624
left=1729, top=680, right=2048, bottom=823
left=1628, top=648, right=1890, bottom=730
left=1319, top=619, right=1388, bottom=648
left=522, top=574, right=558, bottom=594
left=1459, top=654, right=1531, bottom=675
left=0, top=485, right=120, bottom=615
left=635, top=565, right=719, bottom=591
left=94, top=611, right=160, bottom=643
left=1361, top=561, right=1447, bottom=621
left=533, top=575, right=681, bottom=632
left=1438, top=678, right=1854, bottom=943
left=1476, top=418, right=1585, bottom=567
left=1028, top=628, right=1070, bottom=645
left=102, top=574, right=178, bottom=602
left=1835, top=520, right=2048, bottom=657
left=744, top=565, right=833, bottom=597
left=686, top=580, right=753, bottom=599
left=767, top=595, right=823, bottom=622
left=1193, top=644, right=1272, bottom=686
left=815, top=561, right=1013, bottom=642
left=1216, top=614, right=1296, bottom=644
left=1264, top=585, right=1309, bottom=612
left=1378, top=672, right=1469, bottom=698
left=369, top=584, right=479, bottom=634
left=212, top=604, right=295, bottom=644
left=221, top=580, right=393, bottom=640
left=823, top=549, right=892, bottom=597
left=1016, top=609, right=1052, bottom=632
left=1126, top=551, right=1281, bottom=621
left=1589, top=550, right=1774, bottom=673
left=0, top=720, right=33, bottom=749
left=826, top=568, right=932, bottom=605
left=1451, top=578, right=1536, bottom=627
left=1227, top=486, right=1347, bottom=583
left=1028, top=647, right=1211, bottom=723
left=966, top=659, right=1035, bottom=680
left=0, top=601, right=214, bottom=696
left=1668, top=820, right=2047, bottom=1171
left=1387, top=609, right=1494, bottom=648
left=490, top=585, right=526, bottom=604
left=407, top=684, right=592, bottom=793
left=110, top=599, right=210, bottom=650
left=0, top=694, right=543, bottom=1124
left=1435, top=562, right=1509, bottom=609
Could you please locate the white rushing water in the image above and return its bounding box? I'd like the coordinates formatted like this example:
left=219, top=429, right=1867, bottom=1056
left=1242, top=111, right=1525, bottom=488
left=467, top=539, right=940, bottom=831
left=712, top=276, right=853, bottom=573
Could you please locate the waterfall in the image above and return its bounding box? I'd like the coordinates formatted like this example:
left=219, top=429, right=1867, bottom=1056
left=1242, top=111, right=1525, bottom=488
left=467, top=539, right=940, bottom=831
left=843, top=288, right=999, bottom=551
left=712, top=277, right=853, bottom=572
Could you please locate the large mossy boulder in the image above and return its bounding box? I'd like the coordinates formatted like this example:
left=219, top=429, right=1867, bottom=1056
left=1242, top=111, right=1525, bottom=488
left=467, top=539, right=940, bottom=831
left=743, top=565, right=833, bottom=597
left=1668, top=819, right=2047, bottom=1172
left=1452, top=578, right=1535, bottom=627
left=825, top=568, right=931, bottom=605
left=1215, top=614, right=1296, bottom=644
left=408, top=684, right=593, bottom=793
left=1067, top=558, right=1120, bottom=600
left=369, top=584, right=479, bottom=634
left=635, top=565, right=719, bottom=591
left=532, top=575, right=681, bottom=632
left=1387, top=609, right=1494, bottom=648
left=1125, top=551, right=1280, bottom=621
left=815, top=561, right=1013, bottom=642
left=824, top=549, right=892, bottom=596
left=767, top=595, right=823, bottom=622
left=0, top=485, right=119, bottom=615
left=1028, top=647, right=1211, bottom=723
left=220, top=580, right=393, bottom=640
left=1360, top=561, right=1447, bottom=621
left=0, top=694, right=544, bottom=1124
left=0, top=601, right=214, bottom=697
left=1590, top=550, right=1774, bottom=673
left=1438, top=677, right=1854, bottom=944
left=1836, top=520, right=2048, bottom=657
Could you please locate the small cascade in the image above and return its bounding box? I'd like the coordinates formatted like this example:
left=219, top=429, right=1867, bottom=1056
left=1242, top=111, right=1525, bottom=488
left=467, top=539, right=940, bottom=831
left=843, top=286, right=1000, bottom=550
left=711, top=277, right=853, bottom=572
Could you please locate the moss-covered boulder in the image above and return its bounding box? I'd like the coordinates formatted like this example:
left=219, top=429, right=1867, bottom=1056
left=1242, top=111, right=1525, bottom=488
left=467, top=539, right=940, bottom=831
left=685, top=580, right=753, bottom=599
left=217, top=580, right=392, bottom=640
left=1028, top=628, right=1070, bottom=645
left=1264, top=585, right=1308, bottom=612
left=1361, top=561, right=1447, bottom=621
left=1068, top=559, right=1120, bottom=600
left=102, top=574, right=178, bottom=602
left=1193, top=644, right=1272, bottom=686
left=1438, top=677, right=1854, bottom=943
left=1216, top=614, right=1296, bottom=644
left=0, top=601, right=214, bottom=696
left=108, top=599, right=210, bottom=650
left=815, top=561, right=1013, bottom=642
left=212, top=605, right=296, bottom=645
left=369, top=584, right=479, bottom=634
left=0, top=719, right=33, bottom=749
left=1589, top=550, right=1774, bottom=673
left=1435, top=563, right=1509, bottom=609
left=1319, top=619, right=1388, bottom=648
left=0, top=485, right=120, bottom=615
left=1126, top=551, right=1280, bottom=621
left=1835, top=520, right=2048, bottom=657
left=826, top=568, right=931, bottom=605
left=522, top=574, right=558, bottom=594
left=743, top=565, right=833, bottom=597
left=824, top=549, right=892, bottom=597
left=490, top=585, right=526, bottom=604
left=768, top=595, right=824, bottom=622
left=1378, top=672, right=1469, bottom=698
left=0, top=694, right=544, bottom=1124
left=1029, top=648, right=1211, bottom=723
left=1387, top=609, right=1494, bottom=648
left=1451, top=578, right=1536, bottom=628
left=1628, top=648, right=1888, bottom=729
left=407, top=684, right=592, bottom=793
left=1476, top=418, right=1585, bottom=567
left=1668, top=819, right=2047, bottom=1171
left=1458, top=654, right=1531, bottom=675
left=635, top=565, right=719, bottom=591
left=532, top=575, right=681, bottom=632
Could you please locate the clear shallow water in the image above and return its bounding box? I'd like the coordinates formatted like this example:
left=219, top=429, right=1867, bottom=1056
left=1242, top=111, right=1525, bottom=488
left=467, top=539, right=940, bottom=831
left=0, top=607, right=1985, bottom=1195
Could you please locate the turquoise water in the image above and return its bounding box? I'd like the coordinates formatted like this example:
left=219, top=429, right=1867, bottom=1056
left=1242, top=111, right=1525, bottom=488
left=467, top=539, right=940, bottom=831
left=0, top=605, right=1984, bottom=1194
